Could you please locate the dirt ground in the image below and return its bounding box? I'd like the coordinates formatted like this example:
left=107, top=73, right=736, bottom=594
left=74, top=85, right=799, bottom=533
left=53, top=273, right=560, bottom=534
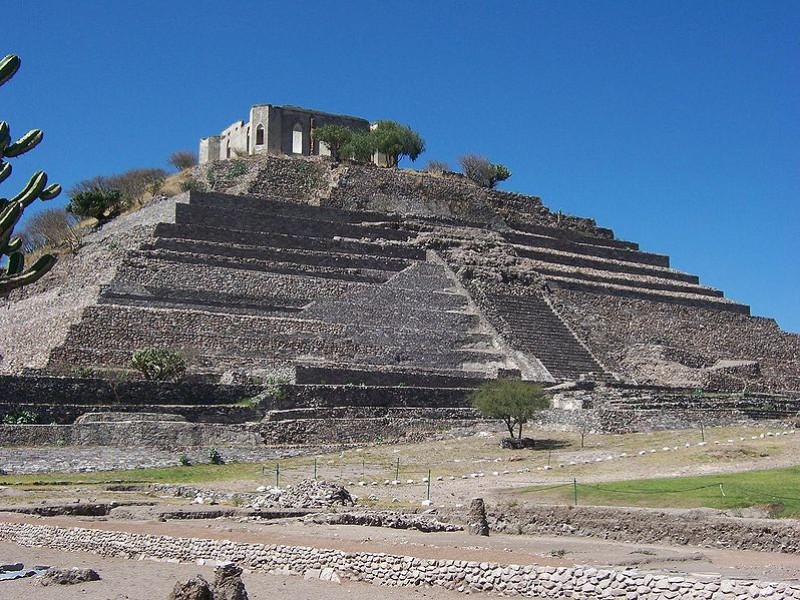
left=1, top=508, right=799, bottom=598
left=1, top=424, right=798, bottom=598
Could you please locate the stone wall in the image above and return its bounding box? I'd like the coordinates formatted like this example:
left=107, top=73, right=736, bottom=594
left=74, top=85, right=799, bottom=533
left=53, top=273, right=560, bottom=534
left=0, top=421, right=261, bottom=449
left=293, top=365, right=487, bottom=388
left=2, top=521, right=798, bottom=599
left=0, top=375, right=258, bottom=407
left=484, top=504, right=800, bottom=554
left=545, top=384, right=800, bottom=432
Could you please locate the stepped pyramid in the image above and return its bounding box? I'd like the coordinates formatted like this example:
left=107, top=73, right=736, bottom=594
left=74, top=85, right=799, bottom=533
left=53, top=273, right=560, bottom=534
left=3, top=156, right=799, bottom=396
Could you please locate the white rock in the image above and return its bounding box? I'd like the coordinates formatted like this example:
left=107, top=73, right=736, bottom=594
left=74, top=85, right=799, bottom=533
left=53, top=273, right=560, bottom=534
left=320, top=567, right=341, bottom=583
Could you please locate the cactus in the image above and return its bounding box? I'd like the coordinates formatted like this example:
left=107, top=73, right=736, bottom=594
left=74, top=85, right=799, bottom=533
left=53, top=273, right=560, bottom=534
left=0, top=54, right=61, bottom=294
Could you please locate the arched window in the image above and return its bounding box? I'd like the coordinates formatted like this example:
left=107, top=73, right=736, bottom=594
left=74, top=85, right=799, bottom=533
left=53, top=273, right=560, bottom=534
left=226, top=140, right=231, bottom=159
left=292, top=123, right=303, bottom=154
left=255, top=124, right=265, bottom=146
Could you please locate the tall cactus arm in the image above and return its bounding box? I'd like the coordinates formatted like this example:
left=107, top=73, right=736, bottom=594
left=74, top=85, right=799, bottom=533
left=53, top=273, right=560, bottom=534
left=0, top=254, right=55, bottom=295
left=0, top=122, right=10, bottom=152
left=10, top=171, right=47, bottom=207
left=0, top=160, right=11, bottom=184
left=3, top=129, right=43, bottom=158
left=0, top=53, right=60, bottom=293
left=7, top=251, right=24, bottom=275
left=0, top=55, right=21, bottom=87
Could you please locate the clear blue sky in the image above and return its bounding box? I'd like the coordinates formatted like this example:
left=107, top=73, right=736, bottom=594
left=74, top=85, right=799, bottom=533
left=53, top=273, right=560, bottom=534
left=5, top=1, right=799, bottom=331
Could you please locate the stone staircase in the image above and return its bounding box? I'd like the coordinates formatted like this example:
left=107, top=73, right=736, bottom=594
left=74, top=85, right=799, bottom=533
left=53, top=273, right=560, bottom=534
left=484, top=292, right=603, bottom=380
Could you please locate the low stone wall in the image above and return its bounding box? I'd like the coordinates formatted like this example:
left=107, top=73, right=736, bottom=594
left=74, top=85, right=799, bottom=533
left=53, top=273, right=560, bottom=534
left=259, top=417, right=481, bottom=445
left=0, top=375, right=258, bottom=407
left=484, top=504, right=800, bottom=555
left=0, top=421, right=261, bottom=449
left=0, top=402, right=259, bottom=425
left=1, top=521, right=797, bottom=599
left=293, top=365, right=486, bottom=388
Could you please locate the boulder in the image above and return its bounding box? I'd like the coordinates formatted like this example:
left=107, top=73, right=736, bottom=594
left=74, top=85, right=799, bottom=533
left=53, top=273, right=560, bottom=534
left=40, top=567, right=101, bottom=586
left=467, top=497, right=490, bottom=536
left=213, top=563, right=248, bottom=600
left=500, top=437, right=535, bottom=449
left=167, top=575, right=213, bottom=600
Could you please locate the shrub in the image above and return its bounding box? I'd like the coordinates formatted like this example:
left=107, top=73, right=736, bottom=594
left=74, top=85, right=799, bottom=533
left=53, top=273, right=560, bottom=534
left=169, top=150, right=198, bottom=171
left=470, top=379, right=550, bottom=439
left=20, top=207, right=83, bottom=252
left=227, top=159, right=247, bottom=178
left=2, top=410, right=39, bottom=425
left=262, top=375, right=288, bottom=402
left=459, top=154, right=512, bottom=188
left=180, top=177, right=204, bottom=192
left=69, top=168, right=168, bottom=212
left=208, top=448, right=223, bottom=465
left=130, top=348, right=186, bottom=381
left=67, top=188, right=124, bottom=221
left=112, top=168, right=168, bottom=203
left=178, top=453, right=191, bottom=466
left=424, top=160, right=449, bottom=174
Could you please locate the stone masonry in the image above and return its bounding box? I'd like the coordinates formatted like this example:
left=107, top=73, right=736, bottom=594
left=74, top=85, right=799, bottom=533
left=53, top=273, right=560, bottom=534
left=2, top=155, right=798, bottom=444
left=2, top=521, right=799, bottom=599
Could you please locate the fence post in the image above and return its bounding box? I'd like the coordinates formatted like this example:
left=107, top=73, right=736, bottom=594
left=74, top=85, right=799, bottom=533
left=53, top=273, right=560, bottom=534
left=427, top=469, right=432, bottom=500
left=313, top=458, right=317, bottom=480
left=395, top=457, right=400, bottom=481
left=573, top=478, right=578, bottom=506
left=276, top=463, right=280, bottom=488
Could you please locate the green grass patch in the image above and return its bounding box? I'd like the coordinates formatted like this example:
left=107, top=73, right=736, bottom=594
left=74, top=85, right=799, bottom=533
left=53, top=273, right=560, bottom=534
left=0, top=462, right=270, bottom=487
left=517, top=466, right=800, bottom=517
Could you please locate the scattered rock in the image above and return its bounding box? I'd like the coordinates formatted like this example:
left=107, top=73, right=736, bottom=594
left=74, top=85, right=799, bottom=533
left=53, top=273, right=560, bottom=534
left=500, top=437, right=536, bottom=449
left=249, top=479, right=354, bottom=510
left=40, top=567, right=101, bottom=586
left=305, top=510, right=462, bottom=533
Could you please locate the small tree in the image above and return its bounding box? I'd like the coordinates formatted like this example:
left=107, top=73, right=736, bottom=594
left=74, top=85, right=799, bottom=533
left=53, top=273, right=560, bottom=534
left=459, top=154, right=512, bottom=188
left=371, top=120, right=425, bottom=167
left=424, top=159, right=449, bottom=174
left=470, top=379, right=550, bottom=439
left=130, top=348, right=186, bottom=381
left=342, top=131, right=376, bottom=163
left=169, top=150, right=198, bottom=171
left=67, top=188, right=124, bottom=221
left=21, top=207, right=82, bottom=252
left=313, top=124, right=354, bottom=161
left=111, top=168, right=167, bottom=204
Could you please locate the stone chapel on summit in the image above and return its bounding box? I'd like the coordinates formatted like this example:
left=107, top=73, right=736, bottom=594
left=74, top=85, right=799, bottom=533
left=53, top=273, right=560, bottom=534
left=199, top=104, right=370, bottom=164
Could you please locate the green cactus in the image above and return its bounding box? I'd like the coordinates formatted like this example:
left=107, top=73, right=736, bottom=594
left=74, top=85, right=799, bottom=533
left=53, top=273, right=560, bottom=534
left=0, top=53, right=61, bottom=295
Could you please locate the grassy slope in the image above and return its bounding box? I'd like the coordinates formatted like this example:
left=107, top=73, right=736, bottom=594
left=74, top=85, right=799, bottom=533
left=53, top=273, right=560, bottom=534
left=516, top=466, right=800, bottom=517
